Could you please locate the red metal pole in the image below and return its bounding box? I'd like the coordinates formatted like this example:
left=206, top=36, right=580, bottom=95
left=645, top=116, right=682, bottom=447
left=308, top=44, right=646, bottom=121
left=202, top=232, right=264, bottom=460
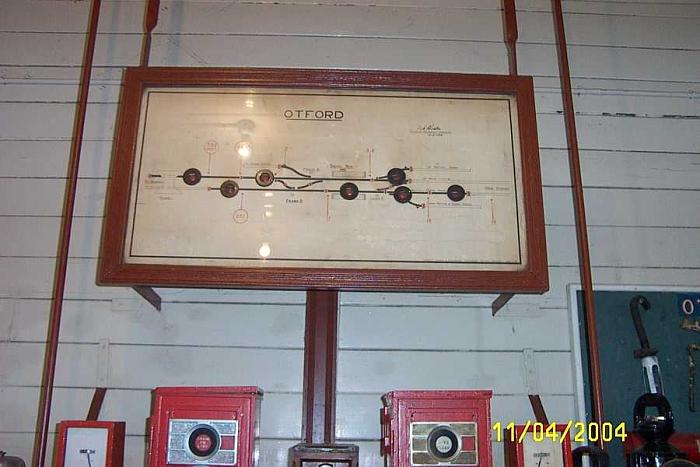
left=551, top=0, right=605, bottom=446
left=31, top=1, right=102, bottom=465
left=301, top=290, right=339, bottom=444
left=140, top=0, right=161, bottom=67
left=502, top=0, right=519, bottom=75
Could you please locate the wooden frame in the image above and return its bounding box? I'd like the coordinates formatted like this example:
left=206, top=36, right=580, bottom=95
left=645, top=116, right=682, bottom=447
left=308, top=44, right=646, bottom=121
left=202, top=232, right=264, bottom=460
left=98, top=67, right=547, bottom=293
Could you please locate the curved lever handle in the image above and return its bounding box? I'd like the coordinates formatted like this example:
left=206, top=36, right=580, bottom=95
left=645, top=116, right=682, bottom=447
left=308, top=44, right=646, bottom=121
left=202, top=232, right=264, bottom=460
left=630, top=295, right=655, bottom=354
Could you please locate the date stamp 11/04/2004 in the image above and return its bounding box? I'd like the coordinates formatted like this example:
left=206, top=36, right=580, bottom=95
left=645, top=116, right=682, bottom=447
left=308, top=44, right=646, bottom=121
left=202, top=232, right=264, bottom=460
left=492, top=421, right=628, bottom=444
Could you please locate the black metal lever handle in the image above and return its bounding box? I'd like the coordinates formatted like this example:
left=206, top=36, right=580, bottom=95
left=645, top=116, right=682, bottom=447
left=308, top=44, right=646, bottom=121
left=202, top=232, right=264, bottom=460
left=630, top=295, right=657, bottom=358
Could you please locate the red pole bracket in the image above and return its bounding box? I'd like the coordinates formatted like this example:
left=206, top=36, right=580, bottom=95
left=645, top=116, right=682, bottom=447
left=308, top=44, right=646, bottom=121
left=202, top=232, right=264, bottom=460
left=492, top=293, right=515, bottom=316
left=133, top=286, right=162, bottom=311
left=86, top=387, right=108, bottom=421
left=528, top=394, right=550, bottom=425
left=503, top=0, right=519, bottom=75
left=140, top=0, right=161, bottom=67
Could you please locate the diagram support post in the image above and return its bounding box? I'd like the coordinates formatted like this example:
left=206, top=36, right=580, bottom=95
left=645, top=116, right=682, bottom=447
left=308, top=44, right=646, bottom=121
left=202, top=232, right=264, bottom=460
left=301, top=290, right=339, bottom=444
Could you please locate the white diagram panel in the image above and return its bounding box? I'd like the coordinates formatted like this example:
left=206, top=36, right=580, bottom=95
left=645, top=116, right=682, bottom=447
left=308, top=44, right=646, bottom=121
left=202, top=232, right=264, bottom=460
left=124, top=88, right=527, bottom=271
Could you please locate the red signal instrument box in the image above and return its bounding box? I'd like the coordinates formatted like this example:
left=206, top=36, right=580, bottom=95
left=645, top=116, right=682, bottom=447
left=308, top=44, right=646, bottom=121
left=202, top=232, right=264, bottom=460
left=147, top=386, right=263, bottom=467
left=381, top=390, right=492, bottom=467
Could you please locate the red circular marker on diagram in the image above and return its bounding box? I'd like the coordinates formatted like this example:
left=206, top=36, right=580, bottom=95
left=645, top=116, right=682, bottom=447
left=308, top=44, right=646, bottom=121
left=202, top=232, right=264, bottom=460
left=233, top=209, right=249, bottom=224
left=203, top=140, right=219, bottom=155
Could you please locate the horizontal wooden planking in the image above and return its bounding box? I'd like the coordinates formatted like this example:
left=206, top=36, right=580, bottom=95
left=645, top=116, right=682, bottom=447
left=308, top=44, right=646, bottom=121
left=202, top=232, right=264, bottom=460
left=1, top=298, right=568, bottom=351
left=530, top=186, right=695, bottom=229
left=3, top=68, right=699, bottom=100
left=4, top=0, right=696, bottom=19
left=0, top=386, right=302, bottom=438
left=551, top=225, right=700, bottom=268
left=0, top=342, right=303, bottom=391
left=2, top=1, right=700, bottom=50
left=0, top=283, right=306, bottom=308
left=541, top=150, right=700, bottom=191
left=0, top=299, right=305, bottom=347
left=0, top=179, right=108, bottom=217
left=338, top=264, right=700, bottom=309
left=3, top=219, right=699, bottom=274
left=337, top=350, right=574, bottom=394
left=3, top=83, right=698, bottom=122
left=339, top=305, right=572, bottom=351
left=1, top=255, right=699, bottom=308
left=2, top=99, right=698, bottom=153
left=2, top=33, right=699, bottom=82
left=0, top=140, right=111, bottom=178
left=0, top=433, right=297, bottom=467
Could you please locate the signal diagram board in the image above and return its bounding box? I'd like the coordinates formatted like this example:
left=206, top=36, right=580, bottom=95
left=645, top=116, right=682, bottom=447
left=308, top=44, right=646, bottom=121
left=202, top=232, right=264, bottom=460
left=99, top=68, right=547, bottom=292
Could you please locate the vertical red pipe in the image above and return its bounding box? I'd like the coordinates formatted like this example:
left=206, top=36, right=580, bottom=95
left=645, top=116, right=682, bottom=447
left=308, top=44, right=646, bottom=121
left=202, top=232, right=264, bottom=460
left=551, top=0, right=605, bottom=445
left=140, top=0, right=161, bottom=67
left=301, top=290, right=339, bottom=444
left=502, top=0, right=519, bottom=75
left=31, top=1, right=102, bottom=465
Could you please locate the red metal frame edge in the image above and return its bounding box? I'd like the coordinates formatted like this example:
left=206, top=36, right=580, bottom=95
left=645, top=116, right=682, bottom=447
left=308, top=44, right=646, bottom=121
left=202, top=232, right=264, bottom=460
left=54, top=421, right=125, bottom=467
left=98, top=67, right=548, bottom=293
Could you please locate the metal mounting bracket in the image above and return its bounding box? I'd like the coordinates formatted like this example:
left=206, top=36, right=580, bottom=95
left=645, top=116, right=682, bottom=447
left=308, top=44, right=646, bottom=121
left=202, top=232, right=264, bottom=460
left=492, top=293, right=515, bottom=315
left=132, top=286, right=162, bottom=311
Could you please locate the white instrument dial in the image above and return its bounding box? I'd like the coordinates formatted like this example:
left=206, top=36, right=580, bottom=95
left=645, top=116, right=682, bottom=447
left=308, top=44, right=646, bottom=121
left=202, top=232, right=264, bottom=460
left=63, top=428, right=109, bottom=467
left=521, top=433, right=565, bottom=467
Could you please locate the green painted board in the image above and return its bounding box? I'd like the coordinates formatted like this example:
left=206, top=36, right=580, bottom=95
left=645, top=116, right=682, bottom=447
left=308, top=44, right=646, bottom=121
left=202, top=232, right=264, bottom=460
left=577, top=290, right=700, bottom=466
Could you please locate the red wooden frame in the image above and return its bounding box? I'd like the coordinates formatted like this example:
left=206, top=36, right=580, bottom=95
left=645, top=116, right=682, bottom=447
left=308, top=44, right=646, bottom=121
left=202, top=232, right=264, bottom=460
left=503, top=424, right=574, bottom=467
left=54, top=420, right=125, bottom=467
left=98, top=67, right=547, bottom=293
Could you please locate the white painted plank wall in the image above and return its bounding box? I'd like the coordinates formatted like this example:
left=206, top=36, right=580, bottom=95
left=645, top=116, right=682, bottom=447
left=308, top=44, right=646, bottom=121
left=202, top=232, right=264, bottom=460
left=0, top=0, right=698, bottom=466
